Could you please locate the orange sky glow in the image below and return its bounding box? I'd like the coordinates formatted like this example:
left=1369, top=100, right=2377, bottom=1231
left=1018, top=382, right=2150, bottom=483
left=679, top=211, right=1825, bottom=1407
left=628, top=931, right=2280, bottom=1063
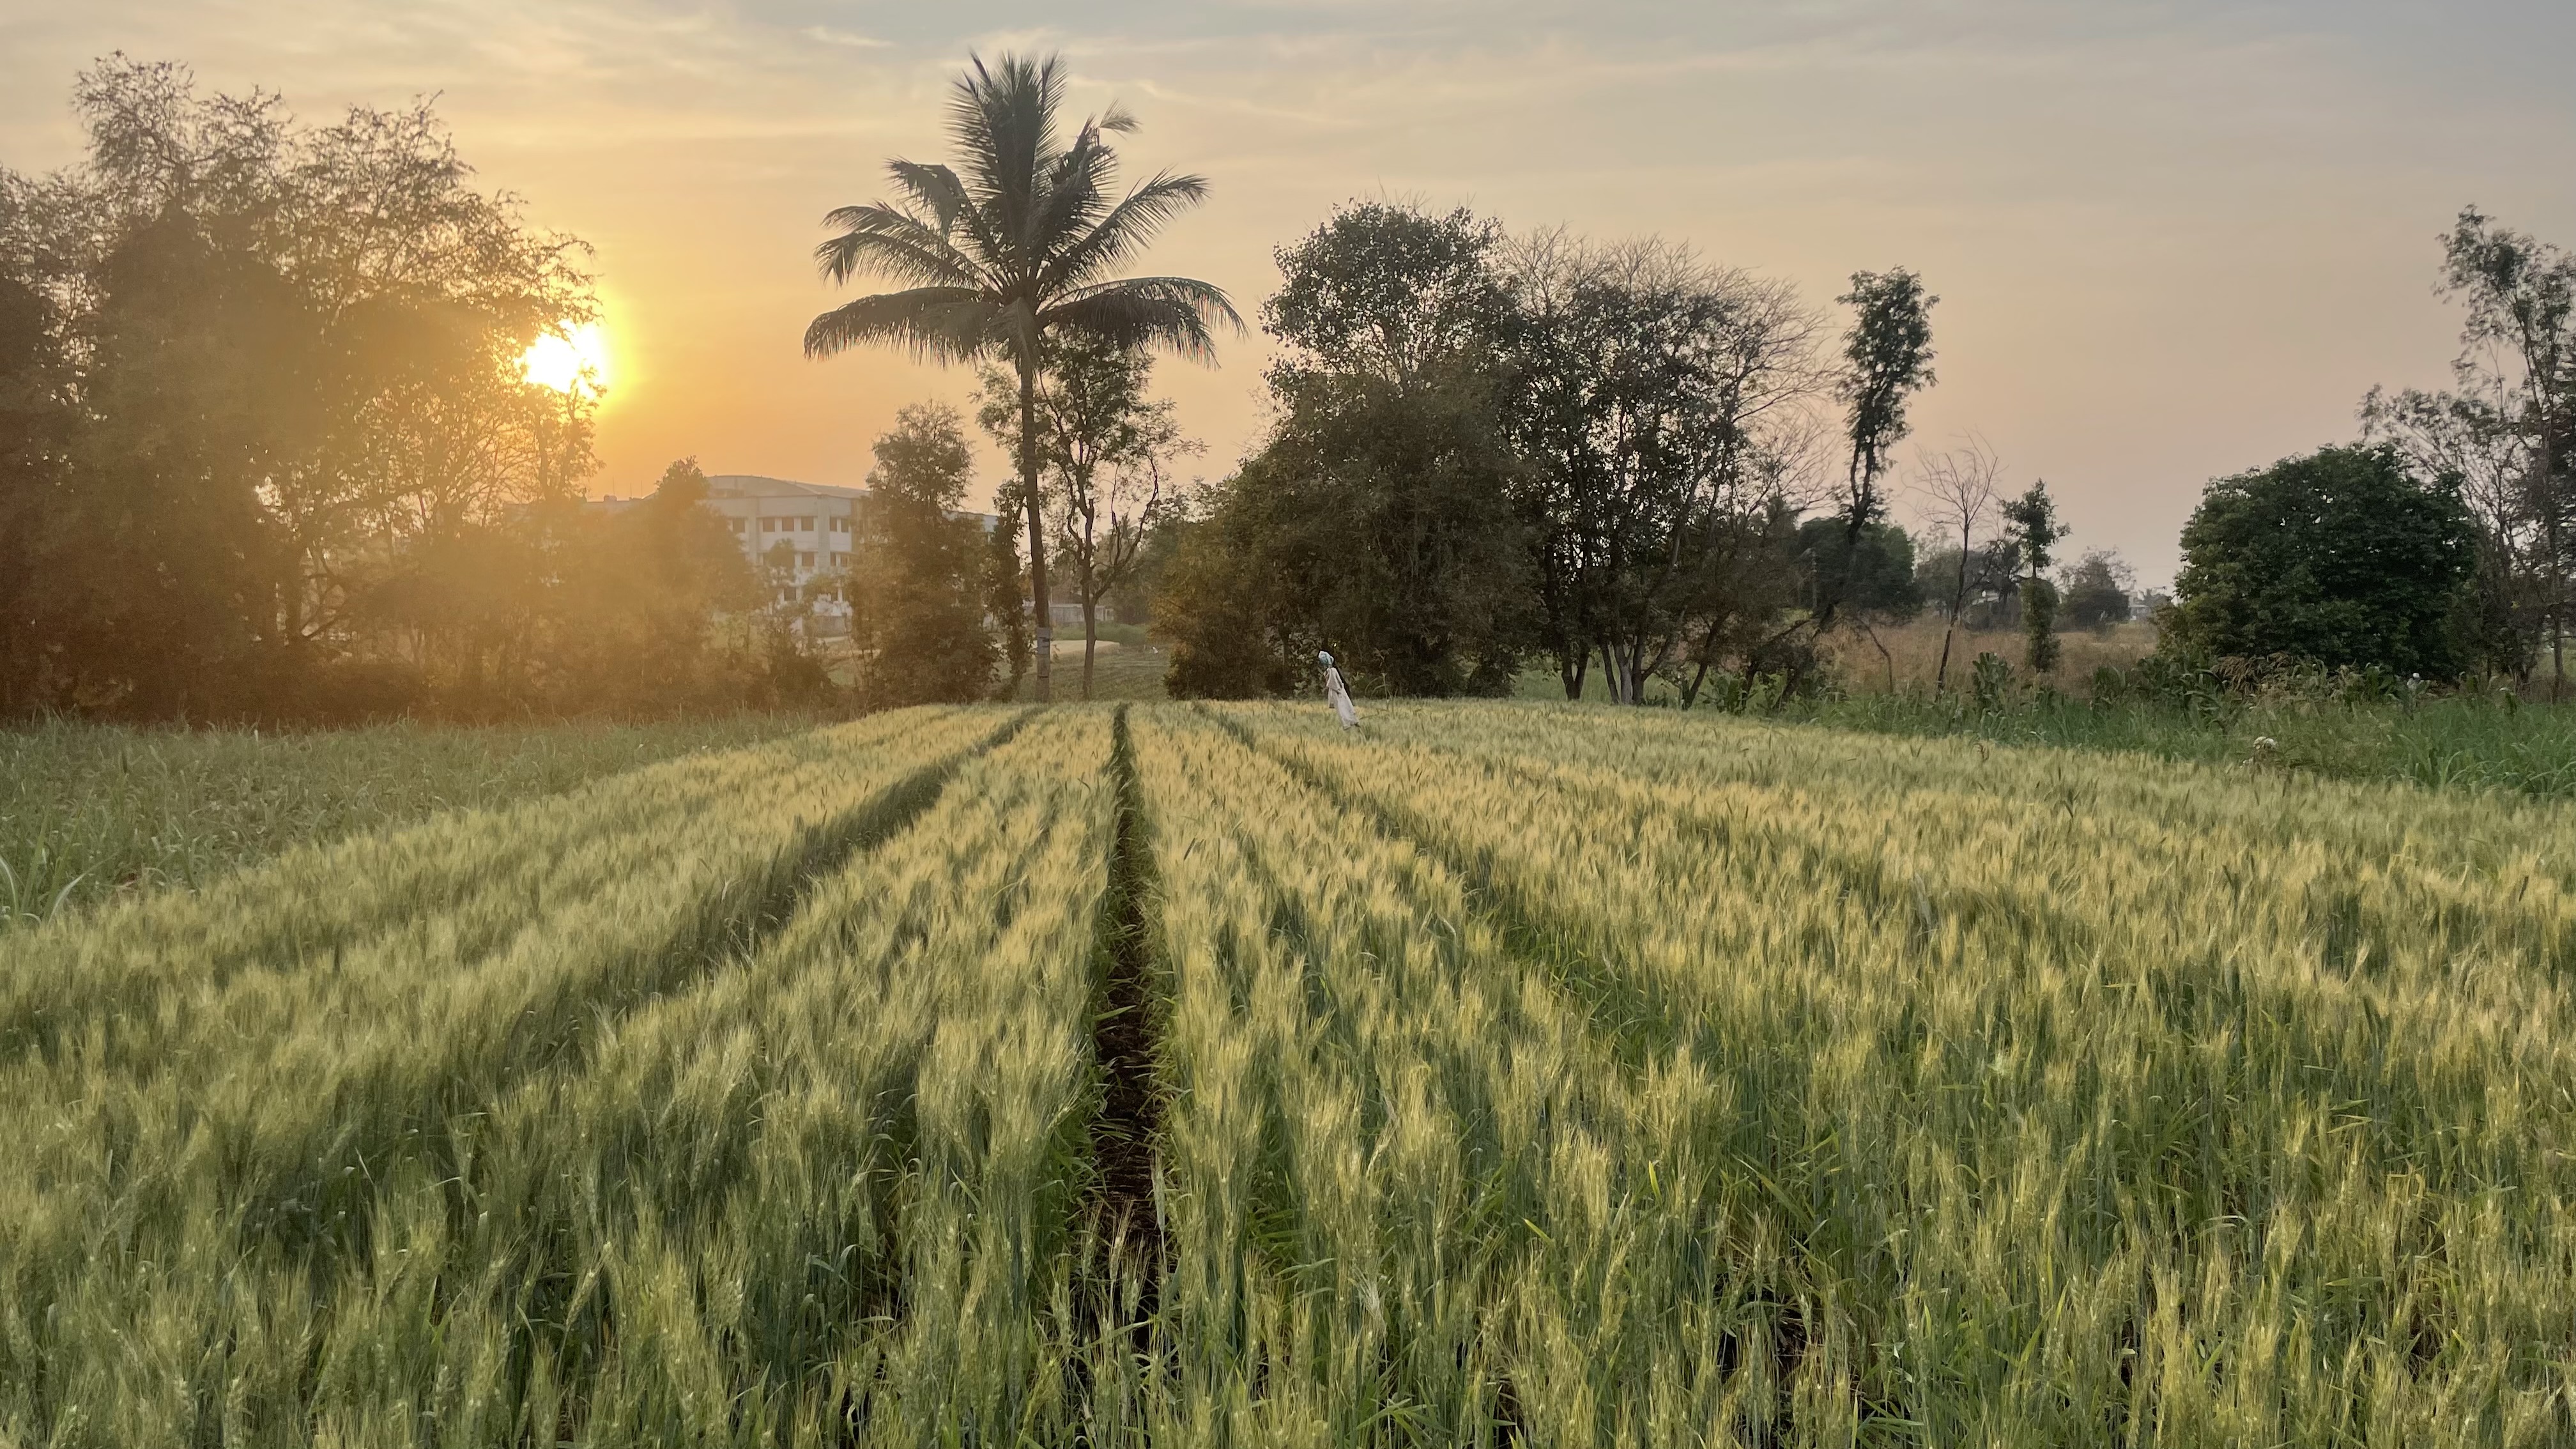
left=6, top=2, right=2572, bottom=584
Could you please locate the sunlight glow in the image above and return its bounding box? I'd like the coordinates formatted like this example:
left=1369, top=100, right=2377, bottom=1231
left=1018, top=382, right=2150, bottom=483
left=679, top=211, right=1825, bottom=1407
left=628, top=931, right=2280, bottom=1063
left=520, top=322, right=611, bottom=397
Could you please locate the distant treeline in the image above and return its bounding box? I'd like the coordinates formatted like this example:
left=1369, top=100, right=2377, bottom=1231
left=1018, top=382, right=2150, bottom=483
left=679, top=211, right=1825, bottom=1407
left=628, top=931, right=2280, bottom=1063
left=1142, top=200, right=2576, bottom=702
left=6, top=57, right=2571, bottom=724
left=0, top=62, right=822, bottom=723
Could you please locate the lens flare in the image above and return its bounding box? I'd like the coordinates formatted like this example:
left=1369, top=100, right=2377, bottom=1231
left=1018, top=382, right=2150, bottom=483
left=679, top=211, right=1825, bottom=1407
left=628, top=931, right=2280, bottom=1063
left=521, top=321, right=611, bottom=395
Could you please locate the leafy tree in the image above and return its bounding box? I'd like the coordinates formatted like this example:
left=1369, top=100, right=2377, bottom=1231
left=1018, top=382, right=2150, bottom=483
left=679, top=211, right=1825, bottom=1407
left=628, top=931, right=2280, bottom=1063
left=0, top=261, right=66, bottom=716
left=802, top=52, right=1238, bottom=703
left=2363, top=208, right=2576, bottom=691
left=1108, top=510, right=1188, bottom=626
left=1267, top=202, right=1513, bottom=391
left=977, top=331, right=1193, bottom=698
left=0, top=59, right=598, bottom=720
left=2167, top=445, right=2478, bottom=678
left=549, top=459, right=765, bottom=712
left=2058, top=548, right=2135, bottom=631
left=1159, top=377, right=1529, bottom=698
left=1669, top=494, right=1807, bottom=707
left=1795, top=518, right=1920, bottom=686
left=845, top=404, right=997, bottom=707
left=1503, top=234, right=1825, bottom=703
left=1812, top=268, right=1937, bottom=639
left=2001, top=480, right=2069, bottom=672
left=1161, top=202, right=1531, bottom=698
left=983, top=488, right=1032, bottom=697
left=850, top=402, right=999, bottom=701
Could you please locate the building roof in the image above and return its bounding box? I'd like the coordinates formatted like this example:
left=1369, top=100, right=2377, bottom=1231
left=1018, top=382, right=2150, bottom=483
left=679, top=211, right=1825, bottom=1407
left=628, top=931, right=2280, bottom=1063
left=591, top=472, right=1000, bottom=528
left=704, top=473, right=871, bottom=502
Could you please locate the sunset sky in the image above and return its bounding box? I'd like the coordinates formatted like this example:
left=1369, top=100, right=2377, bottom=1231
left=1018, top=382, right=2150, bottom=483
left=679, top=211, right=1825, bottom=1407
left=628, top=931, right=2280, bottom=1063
left=6, top=1, right=2572, bottom=584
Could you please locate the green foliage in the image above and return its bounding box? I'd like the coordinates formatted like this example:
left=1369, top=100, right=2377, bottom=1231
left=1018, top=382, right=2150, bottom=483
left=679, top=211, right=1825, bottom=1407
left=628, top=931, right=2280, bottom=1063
left=2059, top=548, right=2135, bottom=629
left=1787, top=672, right=2576, bottom=799
left=1798, top=517, right=1921, bottom=618
left=1160, top=203, right=1532, bottom=698
left=976, top=332, right=1192, bottom=698
left=845, top=404, right=997, bottom=707
left=0, top=61, right=815, bottom=722
left=2001, top=480, right=2069, bottom=672
left=1505, top=238, right=1820, bottom=703
left=1830, top=267, right=1938, bottom=526
left=1264, top=201, right=1512, bottom=389
left=0, top=60, right=622, bottom=722
left=1159, top=376, right=1530, bottom=697
left=2361, top=207, right=2576, bottom=686
left=983, top=488, right=1032, bottom=696
left=2168, top=444, right=2480, bottom=678
left=1969, top=648, right=2014, bottom=712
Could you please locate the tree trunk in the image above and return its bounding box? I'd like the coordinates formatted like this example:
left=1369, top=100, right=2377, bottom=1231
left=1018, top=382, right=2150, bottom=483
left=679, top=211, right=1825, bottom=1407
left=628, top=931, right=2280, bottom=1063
left=1864, top=620, right=1896, bottom=693
left=1020, top=358, right=1052, bottom=703
left=1598, top=640, right=1625, bottom=705
left=2544, top=408, right=2564, bottom=702
left=1935, top=528, right=1971, bottom=696
left=1081, top=592, right=1098, bottom=702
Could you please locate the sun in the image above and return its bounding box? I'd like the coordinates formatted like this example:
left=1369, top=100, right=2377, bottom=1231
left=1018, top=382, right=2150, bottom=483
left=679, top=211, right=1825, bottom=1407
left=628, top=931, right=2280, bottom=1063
left=520, top=321, right=611, bottom=397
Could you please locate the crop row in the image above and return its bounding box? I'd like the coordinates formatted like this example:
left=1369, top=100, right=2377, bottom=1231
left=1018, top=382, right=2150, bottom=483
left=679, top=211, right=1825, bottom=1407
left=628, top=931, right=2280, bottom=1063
left=0, top=707, right=1112, bottom=1444
left=8, top=701, right=2571, bottom=1446
left=1220, top=701, right=2576, bottom=1445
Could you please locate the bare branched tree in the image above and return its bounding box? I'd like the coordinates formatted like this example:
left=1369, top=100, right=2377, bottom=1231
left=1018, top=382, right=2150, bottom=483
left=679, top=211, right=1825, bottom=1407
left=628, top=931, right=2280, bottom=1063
left=1913, top=436, right=2004, bottom=696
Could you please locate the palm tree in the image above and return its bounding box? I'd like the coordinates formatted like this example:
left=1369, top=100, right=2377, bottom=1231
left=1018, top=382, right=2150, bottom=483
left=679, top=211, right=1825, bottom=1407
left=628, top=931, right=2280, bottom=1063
left=806, top=53, right=1238, bottom=702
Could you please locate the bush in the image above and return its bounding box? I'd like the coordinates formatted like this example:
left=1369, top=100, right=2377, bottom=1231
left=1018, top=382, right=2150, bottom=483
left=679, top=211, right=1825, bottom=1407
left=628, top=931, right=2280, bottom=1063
left=2165, top=444, right=2478, bottom=678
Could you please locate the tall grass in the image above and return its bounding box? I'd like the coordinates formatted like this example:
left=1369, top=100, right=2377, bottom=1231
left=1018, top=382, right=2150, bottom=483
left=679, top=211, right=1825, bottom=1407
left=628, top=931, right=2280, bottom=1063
left=0, top=713, right=808, bottom=928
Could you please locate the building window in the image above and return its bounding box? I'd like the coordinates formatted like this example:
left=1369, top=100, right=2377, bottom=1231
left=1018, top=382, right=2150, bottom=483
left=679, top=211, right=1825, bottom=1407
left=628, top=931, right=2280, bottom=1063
left=727, top=518, right=745, bottom=533
left=797, top=551, right=815, bottom=568
left=760, top=518, right=777, bottom=532
left=830, top=516, right=849, bottom=533
left=795, top=516, right=814, bottom=532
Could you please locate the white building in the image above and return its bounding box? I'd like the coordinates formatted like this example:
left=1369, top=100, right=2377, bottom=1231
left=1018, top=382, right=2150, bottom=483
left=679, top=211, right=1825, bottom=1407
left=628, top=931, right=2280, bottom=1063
left=591, top=473, right=1022, bottom=633
left=699, top=475, right=868, bottom=606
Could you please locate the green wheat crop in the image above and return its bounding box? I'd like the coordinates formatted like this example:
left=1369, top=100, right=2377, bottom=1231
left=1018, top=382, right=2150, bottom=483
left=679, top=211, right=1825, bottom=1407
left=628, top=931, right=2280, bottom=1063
left=4, top=701, right=2570, bottom=1447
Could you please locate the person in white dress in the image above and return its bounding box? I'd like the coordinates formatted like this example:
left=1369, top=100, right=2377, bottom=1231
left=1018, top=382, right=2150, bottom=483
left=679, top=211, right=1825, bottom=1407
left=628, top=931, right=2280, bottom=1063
left=1319, top=651, right=1359, bottom=729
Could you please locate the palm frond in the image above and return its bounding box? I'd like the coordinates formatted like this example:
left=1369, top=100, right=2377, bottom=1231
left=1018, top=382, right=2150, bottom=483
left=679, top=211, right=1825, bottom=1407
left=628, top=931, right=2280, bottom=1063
left=1023, top=128, right=1119, bottom=273
left=951, top=53, right=1066, bottom=268
left=1041, top=172, right=1213, bottom=292
left=884, top=159, right=1010, bottom=273
left=884, top=162, right=971, bottom=237
left=803, top=288, right=1007, bottom=362
left=1043, top=277, right=1241, bottom=364
left=813, top=211, right=988, bottom=291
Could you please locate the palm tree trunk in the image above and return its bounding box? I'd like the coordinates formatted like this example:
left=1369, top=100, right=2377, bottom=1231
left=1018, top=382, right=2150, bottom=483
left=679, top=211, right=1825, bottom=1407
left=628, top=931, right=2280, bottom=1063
left=1020, top=357, right=1052, bottom=703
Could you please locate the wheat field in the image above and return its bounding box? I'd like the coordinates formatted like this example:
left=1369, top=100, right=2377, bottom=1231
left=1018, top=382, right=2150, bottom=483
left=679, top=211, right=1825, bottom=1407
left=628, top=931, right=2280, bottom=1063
left=3, top=702, right=2570, bottom=1446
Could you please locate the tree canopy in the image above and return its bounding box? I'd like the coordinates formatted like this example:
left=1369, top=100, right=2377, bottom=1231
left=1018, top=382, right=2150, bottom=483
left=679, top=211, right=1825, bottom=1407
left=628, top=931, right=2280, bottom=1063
left=0, top=61, right=799, bottom=721
left=2168, top=445, right=2479, bottom=678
